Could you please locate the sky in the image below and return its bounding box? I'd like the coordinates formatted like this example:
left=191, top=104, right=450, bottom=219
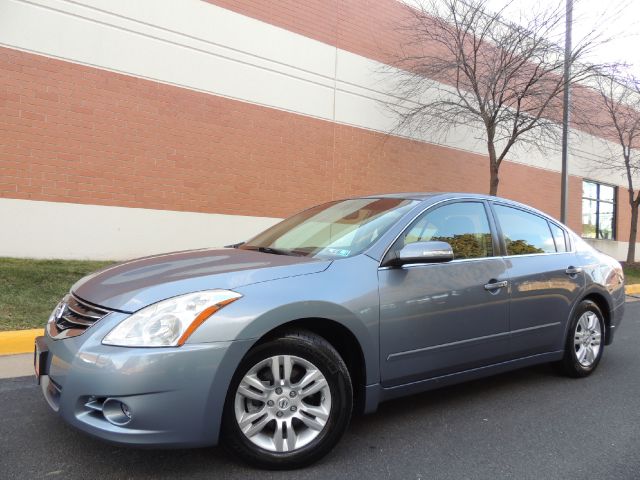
left=485, top=0, right=640, bottom=77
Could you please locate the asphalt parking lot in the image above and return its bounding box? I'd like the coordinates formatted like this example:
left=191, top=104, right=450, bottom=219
left=1, top=301, right=639, bottom=480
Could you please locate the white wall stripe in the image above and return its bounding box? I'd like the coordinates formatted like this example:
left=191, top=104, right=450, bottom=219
left=0, top=197, right=631, bottom=261
left=2, top=0, right=337, bottom=119
left=0, top=198, right=281, bottom=260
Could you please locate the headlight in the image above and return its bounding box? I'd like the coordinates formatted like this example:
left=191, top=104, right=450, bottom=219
left=102, top=290, right=242, bottom=347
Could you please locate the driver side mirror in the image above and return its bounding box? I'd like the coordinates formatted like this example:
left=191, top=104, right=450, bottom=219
left=384, top=241, right=454, bottom=267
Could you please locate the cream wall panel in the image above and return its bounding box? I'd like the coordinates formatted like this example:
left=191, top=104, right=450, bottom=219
left=1, top=198, right=632, bottom=261
left=0, top=199, right=281, bottom=260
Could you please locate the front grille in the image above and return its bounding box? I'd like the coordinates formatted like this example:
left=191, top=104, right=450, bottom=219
left=49, top=294, right=111, bottom=339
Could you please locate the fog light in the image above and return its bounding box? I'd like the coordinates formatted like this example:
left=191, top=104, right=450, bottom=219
left=102, top=398, right=133, bottom=426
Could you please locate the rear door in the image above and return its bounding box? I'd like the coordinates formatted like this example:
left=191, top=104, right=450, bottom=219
left=378, top=200, right=511, bottom=386
left=490, top=203, right=585, bottom=357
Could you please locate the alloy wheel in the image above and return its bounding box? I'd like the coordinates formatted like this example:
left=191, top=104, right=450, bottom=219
left=234, top=355, right=332, bottom=453
left=573, top=311, right=602, bottom=367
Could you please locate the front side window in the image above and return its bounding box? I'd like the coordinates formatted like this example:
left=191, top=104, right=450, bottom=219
left=395, top=201, right=494, bottom=259
left=582, top=180, right=616, bottom=239
left=494, top=205, right=556, bottom=255
left=241, top=198, right=418, bottom=259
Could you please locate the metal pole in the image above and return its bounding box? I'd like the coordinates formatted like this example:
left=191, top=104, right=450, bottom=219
left=560, top=0, right=573, bottom=224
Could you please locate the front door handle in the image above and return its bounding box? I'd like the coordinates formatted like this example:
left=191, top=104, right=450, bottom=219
left=484, top=280, right=508, bottom=291
left=565, top=266, right=583, bottom=276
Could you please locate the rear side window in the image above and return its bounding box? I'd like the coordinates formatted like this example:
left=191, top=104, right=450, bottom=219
left=549, top=223, right=568, bottom=252
left=493, top=205, right=556, bottom=255
left=398, top=201, right=494, bottom=259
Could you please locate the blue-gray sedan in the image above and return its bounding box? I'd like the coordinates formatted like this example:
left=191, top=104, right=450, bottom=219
left=35, top=193, right=625, bottom=469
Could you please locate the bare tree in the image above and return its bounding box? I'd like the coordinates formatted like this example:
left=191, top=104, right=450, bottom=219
left=591, top=72, right=640, bottom=262
left=384, top=0, right=612, bottom=195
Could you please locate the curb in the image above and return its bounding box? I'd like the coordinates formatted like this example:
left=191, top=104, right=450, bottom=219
left=0, top=328, right=42, bottom=356
left=1, top=284, right=640, bottom=355
left=626, top=284, right=640, bottom=295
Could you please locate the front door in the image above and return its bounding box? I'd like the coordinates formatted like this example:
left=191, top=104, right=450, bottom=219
left=378, top=201, right=511, bottom=387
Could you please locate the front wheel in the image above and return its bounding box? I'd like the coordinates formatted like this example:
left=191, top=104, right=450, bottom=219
left=222, top=330, right=353, bottom=469
left=558, top=300, right=605, bottom=378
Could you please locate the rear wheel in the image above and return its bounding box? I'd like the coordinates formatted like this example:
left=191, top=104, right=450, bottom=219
left=222, top=330, right=353, bottom=469
left=558, top=300, right=604, bottom=377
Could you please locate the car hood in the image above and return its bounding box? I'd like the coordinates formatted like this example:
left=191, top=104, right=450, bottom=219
left=72, top=248, right=331, bottom=313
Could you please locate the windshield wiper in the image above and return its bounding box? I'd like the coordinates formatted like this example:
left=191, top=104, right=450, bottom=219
left=244, top=246, right=303, bottom=256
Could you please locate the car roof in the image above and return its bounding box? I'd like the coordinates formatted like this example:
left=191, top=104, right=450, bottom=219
left=360, top=192, right=562, bottom=225
left=361, top=192, right=441, bottom=200
left=363, top=192, right=498, bottom=201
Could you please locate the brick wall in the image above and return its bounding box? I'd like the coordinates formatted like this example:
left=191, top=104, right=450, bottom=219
left=0, top=46, right=590, bottom=235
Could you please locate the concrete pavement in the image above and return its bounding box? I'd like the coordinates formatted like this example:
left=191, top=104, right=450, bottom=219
left=0, top=299, right=639, bottom=479
left=0, top=353, right=33, bottom=379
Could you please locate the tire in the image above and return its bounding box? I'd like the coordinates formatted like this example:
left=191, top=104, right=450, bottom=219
left=558, top=300, right=605, bottom=378
left=222, top=330, right=353, bottom=469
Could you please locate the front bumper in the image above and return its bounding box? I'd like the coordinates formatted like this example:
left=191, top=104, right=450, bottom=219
left=37, top=312, right=254, bottom=448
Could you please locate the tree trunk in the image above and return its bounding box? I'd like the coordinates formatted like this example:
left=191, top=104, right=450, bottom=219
left=487, top=140, right=499, bottom=196
left=628, top=199, right=639, bottom=264
left=489, top=164, right=499, bottom=196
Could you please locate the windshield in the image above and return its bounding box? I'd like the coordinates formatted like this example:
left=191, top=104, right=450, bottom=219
left=240, top=198, right=418, bottom=259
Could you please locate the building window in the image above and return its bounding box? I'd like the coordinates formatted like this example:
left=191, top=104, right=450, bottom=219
left=582, top=181, right=616, bottom=240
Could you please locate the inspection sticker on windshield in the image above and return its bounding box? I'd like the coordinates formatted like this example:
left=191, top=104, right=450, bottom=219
left=327, top=248, right=351, bottom=257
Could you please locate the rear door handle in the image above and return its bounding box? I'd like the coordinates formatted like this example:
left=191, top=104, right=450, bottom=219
left=565, top=266, right=583, bottom=275
left=484, top=280, right=508, bottom=291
